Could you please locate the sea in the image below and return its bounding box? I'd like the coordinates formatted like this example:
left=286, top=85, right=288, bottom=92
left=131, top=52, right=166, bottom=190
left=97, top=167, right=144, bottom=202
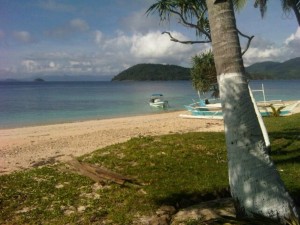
left=0, top=80, right=299, bottom=129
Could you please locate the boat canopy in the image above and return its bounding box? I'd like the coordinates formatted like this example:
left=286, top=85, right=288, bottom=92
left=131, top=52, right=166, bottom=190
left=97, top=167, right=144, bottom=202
left=151, top=94, right=164, bottom=97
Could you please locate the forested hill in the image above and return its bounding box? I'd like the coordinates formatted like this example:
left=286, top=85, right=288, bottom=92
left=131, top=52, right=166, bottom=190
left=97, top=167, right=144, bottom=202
left=246, top=57, right=300, bottom=79
left=111, top=63, right=191, bottom=81
left=111, top=58, right=300, bottom=81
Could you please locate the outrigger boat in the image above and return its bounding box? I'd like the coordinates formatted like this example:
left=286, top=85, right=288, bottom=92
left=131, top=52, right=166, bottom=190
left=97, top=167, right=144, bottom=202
left=180, top=84, right=299, bottom=119
left=149, top=94, right=169, bottom=108
left=252, top=84, right=300, bottom=116
left=181, top=99, right=223, bottom=119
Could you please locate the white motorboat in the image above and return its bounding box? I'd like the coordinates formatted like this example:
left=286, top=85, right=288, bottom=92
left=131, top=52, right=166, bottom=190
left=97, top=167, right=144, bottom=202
left=149, top=94, right=169, bottom=108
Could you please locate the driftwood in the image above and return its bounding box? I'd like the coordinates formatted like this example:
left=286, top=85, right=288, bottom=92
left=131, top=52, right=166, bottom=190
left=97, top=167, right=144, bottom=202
left=67, top=157, right=137, bottom=185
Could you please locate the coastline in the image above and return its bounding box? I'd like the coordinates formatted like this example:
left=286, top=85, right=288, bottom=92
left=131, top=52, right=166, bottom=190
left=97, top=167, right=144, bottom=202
left=0, top=110, right=224, bottom=174
left=0, top=110, right=181, bottom=130
left=1, top=101, right=299, bottom=175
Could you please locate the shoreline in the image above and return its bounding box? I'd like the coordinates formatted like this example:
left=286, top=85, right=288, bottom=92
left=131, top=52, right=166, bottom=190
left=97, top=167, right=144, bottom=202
left=0, top=109, right=181, bottom=130
left=0, top=110, right=224, bottom=175
left=1, top=101, right=299, bottom=175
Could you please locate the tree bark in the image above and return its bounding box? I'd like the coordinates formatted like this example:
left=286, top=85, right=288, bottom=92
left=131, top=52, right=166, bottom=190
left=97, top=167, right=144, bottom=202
left=206, top=0, right=299, bottom=223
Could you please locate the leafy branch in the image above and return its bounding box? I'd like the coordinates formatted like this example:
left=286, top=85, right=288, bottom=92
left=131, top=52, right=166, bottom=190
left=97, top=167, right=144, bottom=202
left=147, top=0, right=254, bottom=55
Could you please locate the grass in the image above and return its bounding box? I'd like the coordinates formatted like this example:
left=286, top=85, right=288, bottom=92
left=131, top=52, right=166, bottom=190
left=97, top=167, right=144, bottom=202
left=0, top=113, right=299, bottom=224
left=264, top=113, right=300, bottom=205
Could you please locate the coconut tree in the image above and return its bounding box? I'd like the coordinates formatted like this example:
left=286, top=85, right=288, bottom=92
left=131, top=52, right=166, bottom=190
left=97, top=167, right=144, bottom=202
left=147, top=0, right=299, bottom=223
left=206, top=1, right=299, bottom=223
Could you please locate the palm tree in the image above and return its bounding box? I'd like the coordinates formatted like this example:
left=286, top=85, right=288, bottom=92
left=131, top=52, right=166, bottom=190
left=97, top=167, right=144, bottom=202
left=206, top=1, right=299, bottom=223
left=254, top=0, right=300, bottom=25
left=147, top=0, right=299, bottom=223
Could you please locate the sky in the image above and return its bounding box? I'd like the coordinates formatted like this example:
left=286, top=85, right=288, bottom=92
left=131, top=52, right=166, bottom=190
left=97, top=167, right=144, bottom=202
left=0, top=0, right=299, bottom=80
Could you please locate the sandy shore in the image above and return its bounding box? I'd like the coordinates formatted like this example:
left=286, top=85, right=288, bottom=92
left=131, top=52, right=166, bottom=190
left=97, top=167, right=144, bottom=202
left=0, top=110, right=224, bottom=174
left=1, top=101, right=299, bottom=175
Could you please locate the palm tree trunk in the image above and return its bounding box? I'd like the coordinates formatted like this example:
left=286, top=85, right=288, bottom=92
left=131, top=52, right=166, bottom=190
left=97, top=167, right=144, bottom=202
left=206, top=0, right=299, bottom=223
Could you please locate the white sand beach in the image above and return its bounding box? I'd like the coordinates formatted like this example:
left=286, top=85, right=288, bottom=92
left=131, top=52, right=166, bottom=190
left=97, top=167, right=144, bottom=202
left=1, top=101, right=299, bottom=175
left=0, top=110, right=224, bottom=174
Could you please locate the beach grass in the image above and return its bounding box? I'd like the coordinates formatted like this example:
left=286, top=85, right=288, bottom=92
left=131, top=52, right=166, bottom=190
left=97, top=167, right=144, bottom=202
left=0, top=113, right=299, bottom=224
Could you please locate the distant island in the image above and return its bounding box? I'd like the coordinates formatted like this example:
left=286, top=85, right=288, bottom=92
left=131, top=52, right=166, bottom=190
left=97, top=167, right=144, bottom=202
left=34, top=78, right=45, bottom=82
left=246, top=57, right=300, bottom=79
left=111, top=63, right=190, bottom=81
left=111, top=57, right=300, bottom=81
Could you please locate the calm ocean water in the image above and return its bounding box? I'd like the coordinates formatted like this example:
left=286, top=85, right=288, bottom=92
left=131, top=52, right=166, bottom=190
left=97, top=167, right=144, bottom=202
left=0, top=80, right=299, bottom=128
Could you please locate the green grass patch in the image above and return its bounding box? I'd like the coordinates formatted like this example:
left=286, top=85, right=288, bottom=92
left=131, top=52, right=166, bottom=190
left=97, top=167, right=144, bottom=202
left=0, top=113, right=299, bottom=224
left=264, top=113, right=300, bottom=205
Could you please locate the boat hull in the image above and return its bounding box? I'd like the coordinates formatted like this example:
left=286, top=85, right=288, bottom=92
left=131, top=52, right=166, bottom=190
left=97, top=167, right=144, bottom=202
left=149, top=101, right=168, bottom=108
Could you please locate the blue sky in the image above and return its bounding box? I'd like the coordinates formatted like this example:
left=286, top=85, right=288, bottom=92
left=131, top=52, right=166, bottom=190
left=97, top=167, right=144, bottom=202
left=0, top=0, right=299, bottom=80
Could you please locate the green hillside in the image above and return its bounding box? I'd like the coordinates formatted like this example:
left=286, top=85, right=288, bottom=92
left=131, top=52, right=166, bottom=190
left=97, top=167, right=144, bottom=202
left=246, top=57, right=300, bottom=79
left=111, top=58, right=300, bottom=81
left=111, top=63, right=190, bottom=81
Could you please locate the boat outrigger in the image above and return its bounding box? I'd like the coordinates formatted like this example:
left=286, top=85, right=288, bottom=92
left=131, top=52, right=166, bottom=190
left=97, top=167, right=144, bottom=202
left=252, top=84, right=300, bottom=116
left=149, top=94, right=169, bottom=108
left=180, top=84, right=299, bottom=119
left=181, top=99, right=223, bottom=119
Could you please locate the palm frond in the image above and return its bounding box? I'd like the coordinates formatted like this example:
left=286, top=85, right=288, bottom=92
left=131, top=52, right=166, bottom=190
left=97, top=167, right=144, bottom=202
left=254, top=0, right=268, bottom=18
left=146, top=0, right=173, bottom=21
left=281, top=0, right=292, bottom=12
left=232, top=0, right=248, bottom=12
left=146, top=0, right=211, bottom=40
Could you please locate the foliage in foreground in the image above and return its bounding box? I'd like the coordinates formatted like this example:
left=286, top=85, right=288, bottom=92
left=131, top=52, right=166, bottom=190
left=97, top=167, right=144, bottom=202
left=191, top=50, right=217, bottom=97
left=0, top=113, right=299, bottom=224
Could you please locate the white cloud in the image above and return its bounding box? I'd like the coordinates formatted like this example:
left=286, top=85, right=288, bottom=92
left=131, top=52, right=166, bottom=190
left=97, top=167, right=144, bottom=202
left=21, top=60, right=39, bottom=72
left=243, top=47, right=284, bottom=66
left=70, top=19, right=89, bottom=31
left=131, top=31, right=195, bottom=58
left=243, top=28, right=300, bottom=66
left=69, top=61, right=80, bottom=66
left=102, top=31, right=133, bottom=52
left=285, top=27, right=300, bottom=48
left=5, top=30, right=209, bottom=77
left=9, top=27, right=298, bottom=77
left=94, top=30, right=103, bottom=44
left=285, top=27, right=300, bottom=41
left=13, top=31, right=35, bottom=43
left=100, top=30, right=208, bottom=68
left=49, top=61, right=56, bottom=68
